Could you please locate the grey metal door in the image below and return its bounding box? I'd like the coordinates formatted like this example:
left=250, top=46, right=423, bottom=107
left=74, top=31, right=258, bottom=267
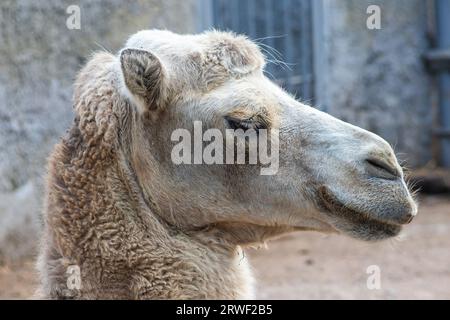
left=211, top=0, right=314, bottom=103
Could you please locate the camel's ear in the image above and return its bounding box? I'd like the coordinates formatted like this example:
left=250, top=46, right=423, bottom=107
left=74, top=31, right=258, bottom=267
left=120, top=48, right=167, bottom=112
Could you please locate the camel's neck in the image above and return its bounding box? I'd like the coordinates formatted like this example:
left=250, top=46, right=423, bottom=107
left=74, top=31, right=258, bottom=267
left=42, top=52, right=254, bottom=298
left=44, top=126, right=253, bottom=298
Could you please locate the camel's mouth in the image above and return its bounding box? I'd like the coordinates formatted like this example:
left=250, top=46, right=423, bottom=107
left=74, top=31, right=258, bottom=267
left=317, top=186, right=402, bottom=241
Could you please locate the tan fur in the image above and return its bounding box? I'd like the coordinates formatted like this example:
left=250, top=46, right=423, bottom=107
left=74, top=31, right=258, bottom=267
left=37, top=52, right=255, bottom=299
left=37, top=30, right=416, bottom=299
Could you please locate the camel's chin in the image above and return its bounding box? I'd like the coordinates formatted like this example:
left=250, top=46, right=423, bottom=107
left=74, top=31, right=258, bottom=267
left=317, top=186, right=402, bottom=241
left=331, top=216, right=402, bottom=241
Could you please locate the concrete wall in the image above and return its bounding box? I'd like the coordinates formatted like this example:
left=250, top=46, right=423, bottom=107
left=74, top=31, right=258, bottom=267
left=320, top=0, right=431, bottom=167
left=0, top=0, right=198, bottom=262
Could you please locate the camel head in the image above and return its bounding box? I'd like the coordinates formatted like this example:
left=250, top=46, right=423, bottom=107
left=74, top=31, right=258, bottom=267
left=115, top=30, right=417, bottom=244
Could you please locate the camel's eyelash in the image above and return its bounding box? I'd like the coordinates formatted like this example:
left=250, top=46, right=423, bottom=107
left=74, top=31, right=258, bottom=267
left=224, top=115, right=268, bottom=131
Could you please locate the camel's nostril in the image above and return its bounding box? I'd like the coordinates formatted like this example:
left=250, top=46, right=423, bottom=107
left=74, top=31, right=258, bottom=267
left=405, top=214, right=414, bottom=224
left=395, top=213, right=414, bottom=225
left=365, top=158, right=400, bottom=180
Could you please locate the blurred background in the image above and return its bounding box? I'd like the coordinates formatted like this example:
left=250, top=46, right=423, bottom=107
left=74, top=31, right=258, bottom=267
left=0, top=0, right=449, bottom=299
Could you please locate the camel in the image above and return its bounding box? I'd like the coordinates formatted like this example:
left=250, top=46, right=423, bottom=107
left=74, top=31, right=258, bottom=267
left=37, top=30, right=417, bottom=299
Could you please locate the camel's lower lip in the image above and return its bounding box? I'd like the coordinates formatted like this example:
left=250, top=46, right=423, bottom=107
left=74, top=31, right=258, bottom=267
left=317, top=186, right=401, bottom=241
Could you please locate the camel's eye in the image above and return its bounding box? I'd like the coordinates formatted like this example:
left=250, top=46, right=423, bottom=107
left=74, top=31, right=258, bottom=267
left=224, top=115, right=267, bottom=131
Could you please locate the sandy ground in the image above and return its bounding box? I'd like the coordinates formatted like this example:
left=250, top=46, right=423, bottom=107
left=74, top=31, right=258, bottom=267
left=0, top=260, right=37, bottom=299
left=1, top=195, right=449, bottom=300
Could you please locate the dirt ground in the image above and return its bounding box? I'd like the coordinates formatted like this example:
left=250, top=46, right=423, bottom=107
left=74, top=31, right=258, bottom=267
left=1, top=195, right=449, bottom=300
